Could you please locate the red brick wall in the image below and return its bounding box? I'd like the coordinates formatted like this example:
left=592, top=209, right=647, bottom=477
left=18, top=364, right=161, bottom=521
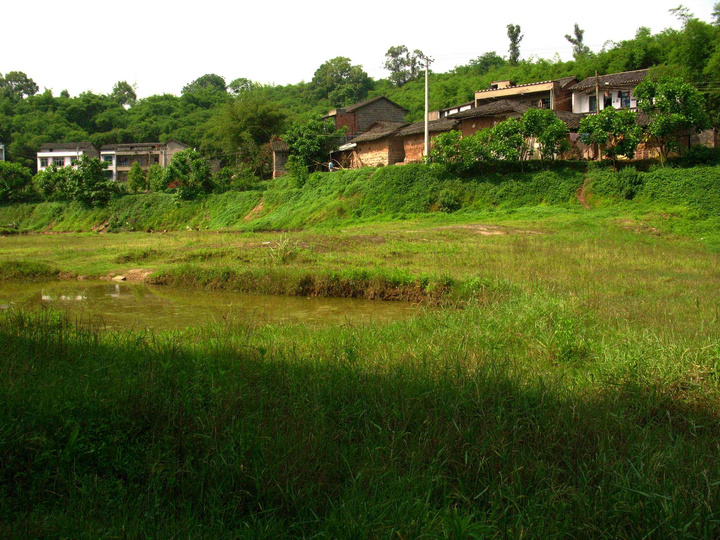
left=404, top=134, right=425, bottom=163
left=335, top=112, right=357, bottom=137
left=353, top=137, right=405, bottom=168
left=460, top=117, right=499, bottom=137
left=355, top=100, right=407, bottom=133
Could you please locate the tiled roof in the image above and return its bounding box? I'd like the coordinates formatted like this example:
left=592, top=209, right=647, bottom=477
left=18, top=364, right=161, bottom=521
left=554, top=111, right=587, bottom=130
left=39, top=142, right=97, bottom=152
left=350, top=121, right=409, bottom=143
left=450, top=100, right=529, bottom=120
left=397, top=118, right=459, bottom=136
left=476, top=80, right=554, bottom=95
left=570, top=69, right=650, bottom=91
left=271, top=140, right=289, bottom=152
left=345, top=96, right=408, bottom=113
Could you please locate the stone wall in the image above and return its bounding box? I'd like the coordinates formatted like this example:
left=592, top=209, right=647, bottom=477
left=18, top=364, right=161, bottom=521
left=403, top=134, right=425, bottom=163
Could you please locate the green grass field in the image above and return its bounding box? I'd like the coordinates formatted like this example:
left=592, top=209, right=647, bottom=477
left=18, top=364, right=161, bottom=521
left=2, top=164, right=720, bottom=537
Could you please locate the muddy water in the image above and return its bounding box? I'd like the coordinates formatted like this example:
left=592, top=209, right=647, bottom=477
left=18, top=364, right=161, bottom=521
left=0, top=281, right=420, bottom=331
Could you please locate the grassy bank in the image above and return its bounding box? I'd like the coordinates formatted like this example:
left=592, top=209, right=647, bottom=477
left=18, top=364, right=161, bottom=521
left=2, top=163, right=720, bottom=245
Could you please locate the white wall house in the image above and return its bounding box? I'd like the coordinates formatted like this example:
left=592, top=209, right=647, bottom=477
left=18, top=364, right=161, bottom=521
left=0, top=143, right=5, bottom=161
left=36, top=142, right=99, bottom=171
left=569, top=69, right=648, bottom=114
left=100, top=149, right=117, bottom=181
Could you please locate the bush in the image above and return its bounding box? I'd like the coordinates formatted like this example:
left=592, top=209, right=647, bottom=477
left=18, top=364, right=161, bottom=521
left=0, top=161, right=34, bottom=203
left=127, top=162, right=148, bottom=192
left=159, top=149, right=213, bottom=200
left=32, top=156, right=117, bottom=207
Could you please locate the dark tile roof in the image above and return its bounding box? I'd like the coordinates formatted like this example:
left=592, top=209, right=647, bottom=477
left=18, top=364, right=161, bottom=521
left=476, top=80, right=554, bottom=95
left=39, top=142, right=97, bottom=152
left=271, top=140, right=289, bottom=152
left=450, top=100, right=529, bottom=120
left=101, top=142, right=176, bottom=151
left=350, top=121, right=409, bottom=143
left=397, top=118, right=459, bottom=136
left=554, top=110, right=587, bottom=130
left=345, top=96, right=408, bottom=113
left=556, top=76, right=579, bottom=89
left=570, top=69, right=650, bottom=91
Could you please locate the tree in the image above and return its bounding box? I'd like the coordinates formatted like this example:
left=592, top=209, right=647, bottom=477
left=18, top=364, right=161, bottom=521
left=579, top=108, right=642, bottom=169
left=565, top=24, right=591, bottom=59
left=507, top=24, right=523, bottom=66
left=713, top=2, right=720, bottom=25
left=111, top=81, right=137, bottom=107
left=201, top=93, right=285, bottom=175
left=228, top=78, right=257, bottom=95
left=282, top=119, right=343, bottom=176
left=521, top=108, right=570, bottom=160
left=467, top=52, right=506, bottom=75
left=384, top=46, right=425, bottom=87
left=0, top=161, right=34, bottom=203
left=635, top=77, right=709, bottom=165
left=33, top=157, right=116, bottom=207
left=310, top=57, right=373, bottom=106
left=0, top=71, right=38, bottom=99
left=159, top=149, right=213, bottom=200
left=481, top=117, right=526, bottom=160
left=428, top=130, right=489, bottom=171
left=127, top=162, right=147, bottom=192
left=182, top=74, right=227, bottom=95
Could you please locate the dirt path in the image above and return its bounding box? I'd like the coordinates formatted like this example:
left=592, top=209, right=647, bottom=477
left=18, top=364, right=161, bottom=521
left=576, top=178, right=591, bottom=209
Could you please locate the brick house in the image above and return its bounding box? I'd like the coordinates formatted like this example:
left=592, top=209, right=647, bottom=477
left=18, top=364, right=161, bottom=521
left=338, top=122, right=409, bottom=169
left=450, top=100, right=530, bottom=137
left=396, top=118, right=460, bottom=163
left=323, top=96, right=408, bottom=138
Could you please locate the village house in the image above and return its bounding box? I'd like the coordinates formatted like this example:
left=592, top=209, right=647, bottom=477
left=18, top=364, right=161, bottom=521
left=450, top=100, right=531, bottom=137
left=396, top=118, right=460, bottom=163
left=100, top=140, right=188, bottom=182
left=335, top=122, right=409, bottom=169
left=474, top=77, right=577, bottom=111
left=37, top=142, right=100, bottom=171
left=569, top=69, right=649, bottom=113
left=323, top=96, right=408, bottom=138
left=0, top=143, right=5, bottom=161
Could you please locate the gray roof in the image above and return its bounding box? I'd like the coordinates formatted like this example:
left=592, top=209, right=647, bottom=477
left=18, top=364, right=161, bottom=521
left=451, top=100, right=529, bottom=120
left=570, top=69, right=650, bottom=91
left=101, top=141, right=187, bottom=151
left=345, top=96, right=408, bottom=113
left=350, top=121, right=409, bottom=143
left=39, top=142, right=97, bottom=152
left=397, top=118, right=459, bottom=136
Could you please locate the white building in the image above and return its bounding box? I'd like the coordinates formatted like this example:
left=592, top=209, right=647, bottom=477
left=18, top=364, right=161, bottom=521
left=569, top=69, right=649, bottom=114
left=0, top=143, right=5, bottom=161
left=37, top=142, right=99, bottom=171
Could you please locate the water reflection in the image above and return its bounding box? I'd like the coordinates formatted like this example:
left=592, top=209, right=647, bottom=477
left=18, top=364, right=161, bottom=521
left=0, top=281, right=418, bottom=331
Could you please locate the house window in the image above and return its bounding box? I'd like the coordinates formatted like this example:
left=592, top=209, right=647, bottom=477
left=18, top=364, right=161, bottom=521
left=589, top=95, right=597, bottom=112
left=604, top=94, right=613, bottom=109
left=40, top=157, right=48, bottom=167
left=541, top=98, right=551, bottom=109
left=53, top=157, right=66, bottom=166
left=103, top=155, right=113, bottom=163
left=618, top=91, right=631, bottom=108
left=117, top=156, right=129, bottom=167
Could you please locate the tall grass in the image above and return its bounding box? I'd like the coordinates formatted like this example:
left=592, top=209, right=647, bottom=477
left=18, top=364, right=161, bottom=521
left=2, top=289, right=719, bottom=537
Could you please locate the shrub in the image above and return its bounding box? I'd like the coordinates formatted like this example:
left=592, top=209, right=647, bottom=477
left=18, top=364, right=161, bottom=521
left=159, top=149, right=213, bottom=200
left=0, top=161, right=34, bottom=203
left=127, top=162, right=148, bottom=192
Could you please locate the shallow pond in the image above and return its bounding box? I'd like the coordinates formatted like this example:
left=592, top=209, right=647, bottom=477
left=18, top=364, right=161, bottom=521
left=0, top=281, right=420, bottom=331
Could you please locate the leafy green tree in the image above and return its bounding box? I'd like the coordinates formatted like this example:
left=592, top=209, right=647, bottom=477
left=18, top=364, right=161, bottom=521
left=635, top=77, right=709, bottom=165
left=0, top=71, right=38, bottom=99
left=579, top=108, right=642, bottom=169
left=127, top=162, right=148, bottom=192
left=384, top=46, right=425, bottom=87
left=0, top=161, right=34, bottom=203
left=202, top=92, right=285, bottom=175
left=159, top=149, right=213, bottom=200
left=282, top=119, right=344, bottom=176
left=466, top=52, right=506, bottom=75
left=32, top=163, right=74, bottom=201
left=182, top=74, right=227, bottom=95
left=565, top=24, right=591, bottom=59
left=111, top=81, right=137, bottom=107
left=521, top=108, right=570, bottom=160
left=147, top=164, right=164, bottom=192
left=507, top=24, right=523, bottom=66
left=428, top=130, right=489, bottom=171
left=713, top=2, right=720, bottom=25
left=482, top=117, right=526, bottom=160
left=67, top=155, right=117, bottom=207
left=310, top=57, right=373, bottom=106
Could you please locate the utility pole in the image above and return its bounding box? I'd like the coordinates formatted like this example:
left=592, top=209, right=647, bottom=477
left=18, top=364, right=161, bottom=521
left=423, top=54, right=434, bottom=158
left=594, top=70, right=600, bottom=161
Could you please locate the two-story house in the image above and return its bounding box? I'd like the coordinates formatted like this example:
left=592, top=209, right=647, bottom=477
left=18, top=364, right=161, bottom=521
left=474, top=77, right=578, bottom=112
left=322, top=96, right=408, bottom=139
left=100, top=140, right=188, bottom=181
left=37, top=142, right=100, bottom=171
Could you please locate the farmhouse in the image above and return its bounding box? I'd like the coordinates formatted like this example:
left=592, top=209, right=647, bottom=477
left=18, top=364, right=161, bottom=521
left=100, top=140, right=188, bottom=182
left=37, top=142, right=99, bottom=171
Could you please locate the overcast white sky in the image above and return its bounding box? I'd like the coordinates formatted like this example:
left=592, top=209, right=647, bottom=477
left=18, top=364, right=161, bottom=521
left=2, top=0, right=716, bottom=98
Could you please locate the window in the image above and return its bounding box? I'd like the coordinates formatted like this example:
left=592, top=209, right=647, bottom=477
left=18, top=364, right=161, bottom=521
left=53, top=157, right=66, bottom=166
left=541, top=98, right=551, bottom=109
left=589, top=95, right=597, bottom=112
left=103, top=155, right=113, bottom=163
left=618, top=91, right=631, bottom=108
left=40, top=157, right=48, bottom=167
left=604, top=94, right=613, bottom=108
left=117, top=157, right=129, bottom=167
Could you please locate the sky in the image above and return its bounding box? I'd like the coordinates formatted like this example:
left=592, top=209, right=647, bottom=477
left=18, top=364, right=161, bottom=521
left=2, top=0, right=716, bottom=98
